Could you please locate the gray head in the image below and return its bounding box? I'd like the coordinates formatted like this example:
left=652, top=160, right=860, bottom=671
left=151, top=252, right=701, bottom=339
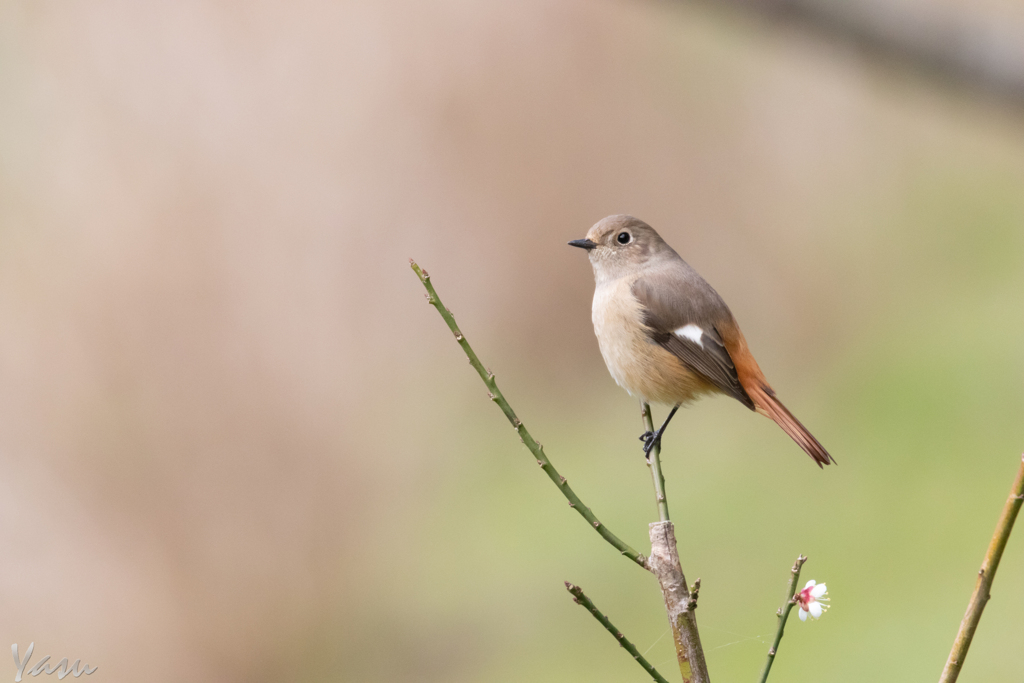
left=569, top=215, right=679, bottom=282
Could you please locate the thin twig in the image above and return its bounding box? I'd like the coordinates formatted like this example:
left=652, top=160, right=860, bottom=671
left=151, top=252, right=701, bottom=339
left=757, top=554, right=807, bottom=683
left=410, top=261, right=646, bottom=567
left=642, top=403, right=670, bottom=522
left=565, top=582, right=672, bottom=683
left=939, top=454, right=1024, bottom=683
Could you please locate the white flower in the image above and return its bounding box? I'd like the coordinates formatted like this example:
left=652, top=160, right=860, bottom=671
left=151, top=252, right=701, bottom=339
left=796, top=579, right=829, bottom=621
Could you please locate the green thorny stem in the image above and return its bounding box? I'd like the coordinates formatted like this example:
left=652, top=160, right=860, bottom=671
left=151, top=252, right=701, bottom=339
left=641, top=403, right=670, bottom=522
left=757, top=554, right=807, bottom=683
left=939, top=454, right=1024, bottom=683
left=565, top=582, right=671, bottom=683
left=410, top=260, right=646, bottom=567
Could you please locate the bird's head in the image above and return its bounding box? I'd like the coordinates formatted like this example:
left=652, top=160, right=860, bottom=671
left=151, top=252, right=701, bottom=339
left=569, top=215, right=672, bottom=282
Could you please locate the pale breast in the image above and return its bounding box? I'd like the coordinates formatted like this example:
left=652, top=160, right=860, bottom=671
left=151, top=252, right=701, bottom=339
left=592, top=277, right=716, bottom=405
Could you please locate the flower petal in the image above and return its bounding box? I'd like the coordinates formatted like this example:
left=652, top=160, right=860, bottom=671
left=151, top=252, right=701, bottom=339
left=798, top=607, right=808, bottom=621
left=809, top=602, right=823, bottom=618
left=804, top=579, right=816, bottom=590
left=811, top=583, right=827, bottom=598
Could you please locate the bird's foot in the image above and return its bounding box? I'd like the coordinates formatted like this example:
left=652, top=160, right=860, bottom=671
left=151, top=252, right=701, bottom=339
left=639, top=431, right=660, bottom=459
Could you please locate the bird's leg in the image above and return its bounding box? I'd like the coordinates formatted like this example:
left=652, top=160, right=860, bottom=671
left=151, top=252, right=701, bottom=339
left=640, top=404, right=680, bottom=459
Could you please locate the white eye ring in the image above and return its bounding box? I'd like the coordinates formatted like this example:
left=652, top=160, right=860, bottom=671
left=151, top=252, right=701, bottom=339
left=616, top=232, right=631, bottom=245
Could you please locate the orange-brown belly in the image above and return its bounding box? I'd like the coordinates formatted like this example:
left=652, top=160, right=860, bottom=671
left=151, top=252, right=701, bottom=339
left=592, top=278, right=717, bottom=405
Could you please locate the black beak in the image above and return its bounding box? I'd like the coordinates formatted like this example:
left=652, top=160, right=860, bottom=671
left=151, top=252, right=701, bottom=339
left=568, top=238, right=597, bottom=251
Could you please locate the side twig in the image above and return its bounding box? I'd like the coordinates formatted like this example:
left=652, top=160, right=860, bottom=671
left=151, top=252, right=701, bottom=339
left=565, top=582, right=672, bottom=683
left=757, top=554, right=807, bottom=683
left=939, top=454, right=1024, bottom=683
left=410, top=261, right=646, bottom=567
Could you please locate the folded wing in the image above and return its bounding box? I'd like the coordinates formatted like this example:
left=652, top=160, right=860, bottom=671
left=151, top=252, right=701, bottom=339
left=632, top=269, right=754, bottom=409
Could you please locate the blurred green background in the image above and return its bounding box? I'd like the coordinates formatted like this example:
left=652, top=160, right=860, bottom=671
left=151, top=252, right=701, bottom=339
left=1, top=0, right=1023, bottom=681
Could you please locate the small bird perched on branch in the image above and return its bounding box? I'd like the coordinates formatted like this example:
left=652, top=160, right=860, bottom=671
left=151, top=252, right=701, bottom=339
left=569, top=215, right=833, bottom=467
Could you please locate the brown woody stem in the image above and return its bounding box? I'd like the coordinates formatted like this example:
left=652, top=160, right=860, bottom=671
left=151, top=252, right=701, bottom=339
left=649, top=521, right=710, bottom=682
left=939, top=454, right=1024, bottom=683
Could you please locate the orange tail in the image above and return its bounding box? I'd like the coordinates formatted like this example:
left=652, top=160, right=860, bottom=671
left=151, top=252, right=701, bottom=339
left=719, top=320, right=834, bottom=467
left=746, top=383, right=834, bottom=467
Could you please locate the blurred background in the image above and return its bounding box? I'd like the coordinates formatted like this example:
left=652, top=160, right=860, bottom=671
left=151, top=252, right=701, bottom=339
left=1, top=0, right=1023, bottom=681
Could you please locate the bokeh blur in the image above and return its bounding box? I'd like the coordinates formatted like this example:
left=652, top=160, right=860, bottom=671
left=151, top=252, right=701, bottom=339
left=2, top=1, right=1024, bottom=681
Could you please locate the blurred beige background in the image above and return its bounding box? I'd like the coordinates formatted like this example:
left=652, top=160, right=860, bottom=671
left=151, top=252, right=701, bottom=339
left=1, top=0, right=1024, bottom=681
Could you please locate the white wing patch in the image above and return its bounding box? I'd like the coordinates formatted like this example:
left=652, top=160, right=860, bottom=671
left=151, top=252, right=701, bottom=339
left=674, top=324, right=704, bottom=347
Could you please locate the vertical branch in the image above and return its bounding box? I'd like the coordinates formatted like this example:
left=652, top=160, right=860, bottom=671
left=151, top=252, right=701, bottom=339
left=642, top=404, right=710, bottom=682
left=649, top=522, right=710, bottom=683
left=939, top=454, right=1024, bottom=683
left=642, top=402, right=670, bottom=522
left=757, top=555, right=807, bottom=683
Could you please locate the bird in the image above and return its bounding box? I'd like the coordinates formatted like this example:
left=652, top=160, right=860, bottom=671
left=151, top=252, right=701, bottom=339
left=569, top=214, right=833, bottom=467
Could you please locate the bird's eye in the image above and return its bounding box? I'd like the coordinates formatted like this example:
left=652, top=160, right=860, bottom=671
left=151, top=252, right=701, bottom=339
left=616, top=232, right=631, bottom=245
